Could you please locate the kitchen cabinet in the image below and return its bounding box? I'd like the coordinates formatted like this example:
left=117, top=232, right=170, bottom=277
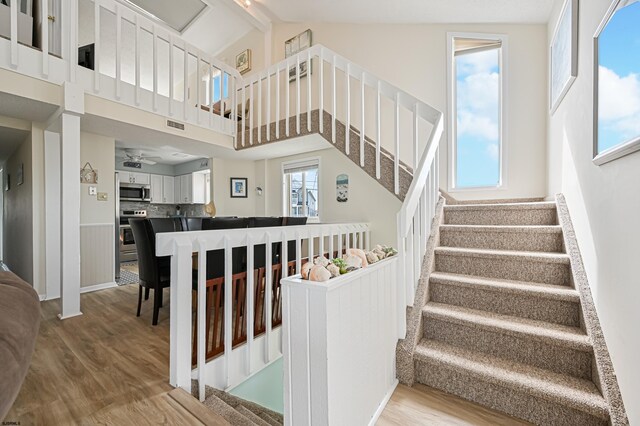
left=173, top=172, right=210, bottom=204
left=149, top=174, right=163, bottom=203
left=179, top=174, right=193, bottom=204
left=119, top=171, right=150, bottom=185
left=162, top=176, right=175, bottom=204
left=149, top=174, right=176, bottom=204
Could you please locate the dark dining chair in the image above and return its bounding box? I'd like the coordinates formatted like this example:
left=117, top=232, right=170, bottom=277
left=249, top=217, right=284, bottom=269
left=129, top=218, right=172, bottom=325
left=283, top=216, right=308, bottom=262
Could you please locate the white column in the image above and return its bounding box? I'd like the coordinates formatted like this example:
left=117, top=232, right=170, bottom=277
left=58, top=112, right=82, bottom=319
left=44, top=131, right=61, bottom=300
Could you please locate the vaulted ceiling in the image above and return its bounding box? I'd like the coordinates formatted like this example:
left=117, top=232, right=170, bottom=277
left=253, top=0, right=556, bottom=24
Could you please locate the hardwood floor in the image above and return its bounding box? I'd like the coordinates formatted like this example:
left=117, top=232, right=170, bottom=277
left=8, top=284, right=530, bottom=425
left=5, top=284, right=190, bottom=425
left=377, top=383, right=531, bottom=425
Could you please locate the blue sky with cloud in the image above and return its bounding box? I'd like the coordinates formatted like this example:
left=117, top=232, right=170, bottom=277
left=456, top=48, right=500, bottom=187
left=598, top=1, right=640, bottom=152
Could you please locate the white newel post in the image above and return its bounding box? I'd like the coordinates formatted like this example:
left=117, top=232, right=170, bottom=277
left=281, top=258, right=399, bottom=426
left=58, top=83, right=84, bottom=319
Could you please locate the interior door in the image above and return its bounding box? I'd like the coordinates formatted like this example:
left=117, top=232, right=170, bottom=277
left=47, top=0, right=61, bottom=56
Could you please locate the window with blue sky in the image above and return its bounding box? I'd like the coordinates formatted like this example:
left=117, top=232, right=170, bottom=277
left=597, top=1, right=640, bottom=153
left=211, top=72, right=229, bottom=103
left=454, top=41, right=502, bottom=188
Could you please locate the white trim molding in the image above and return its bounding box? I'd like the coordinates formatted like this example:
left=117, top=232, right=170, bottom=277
left=446, top=32, right=509, bottom=193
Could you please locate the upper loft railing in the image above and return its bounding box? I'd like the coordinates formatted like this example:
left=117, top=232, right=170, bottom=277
left=235, top=45, right=444, bottom=333
left=0, top=0, right=241, bottom=136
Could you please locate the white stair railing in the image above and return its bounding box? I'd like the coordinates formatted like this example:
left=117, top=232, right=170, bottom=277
left=237, top=45, right=444, bottom=337
left=0, top=0, right=242, bottom=137
left=155, top=223, right=370, bottom=399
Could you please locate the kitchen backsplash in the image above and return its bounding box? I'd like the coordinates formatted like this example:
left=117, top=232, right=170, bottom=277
left=121, top=201, right=207, bottom=218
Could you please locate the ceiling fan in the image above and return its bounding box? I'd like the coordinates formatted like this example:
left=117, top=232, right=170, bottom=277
left=121, top=149, right=161, bottom=165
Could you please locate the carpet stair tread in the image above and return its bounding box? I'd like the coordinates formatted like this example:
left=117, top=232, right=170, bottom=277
left=202, top=392, right=258, bottom=426
left=435, top=246, right=570, bottom=263
left=444, top=201, right=557, bottom=212
left=429, top=272, right=580, bottom=301
left=414, top=339, right=608, bottom=420
left=440, top=224, right=563, bottom=234
left=236, top=406, right=272, bottom=426
left=422, top=302, right=591, bottom=351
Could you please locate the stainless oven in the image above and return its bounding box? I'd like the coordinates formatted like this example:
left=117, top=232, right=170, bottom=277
left=119, top=183, right=151, bottom=202
left=119, top=210, right=147, bottom=262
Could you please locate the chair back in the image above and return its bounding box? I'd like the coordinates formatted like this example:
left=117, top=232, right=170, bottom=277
left=129, top=219, right=159, bottom=286
left=184, top=217, right=204, bottom=231
left=284, top=217, right=308, bottom=261
left=202, top=217, right=249, bottom=278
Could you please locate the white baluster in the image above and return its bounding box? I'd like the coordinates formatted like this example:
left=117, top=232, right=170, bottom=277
left=169, top=36, right=174, bottom=116
left=10, top=0, right=17, bottom=67
left=208, top=63, right=213, bottom=127
left=295, top=232, right=302, bottom=273
left=249, top=82, right=254, bottom=145
left=258, top=73, right=262, bottom=143
left=224, top=237, right=232, bottom=388
left=318, top=232, right=324, bottom=258
left=331, top=56, right=337, bottom=143
left=328, top=232, right=334, bottom=259
left=246, top=235, right=255, bottom=375
left=346, top=63, right=351, bottom=155
left=242, top=84, right=246, bottom=147
left=134, top=14, right=140, bottom=105
left=307, top=50, right=311, bottom=132
left=276, top=66, right=281, bottom=139
left=296, top=55, right=301, bottom=134
left=319, top=50, right=324, bottom=135
left=42, top=0, right=50, bottom=76
left=360, top=72, right=365, bottom=167
left=308, top=235, right=314, bottom=264
left=183, top=47, right=189, bottom=120
left=267, top=71, right=271, bottom=141
left=219, top=69, right=224, bottom=120
left=376, top=81, right=381, bottom=179
left=394, top=92, right=400, bottom=195
left=286, top=59, right=290, bottom=137
left=196, top=53, right=201, bottom=125
left=413, top=103, right=419, bottom=172
left=197, top=239, right=207, bottom=401
left=152, top=25, right=158, bottom=111
left=265, top=233, right=273, bottom=363
left=94, top=0, right=101, bottom=92
left=115, top=5, right=121, bottom=99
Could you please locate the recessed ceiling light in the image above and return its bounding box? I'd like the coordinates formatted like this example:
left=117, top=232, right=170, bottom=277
left=243, top=0, right=251, bottom=8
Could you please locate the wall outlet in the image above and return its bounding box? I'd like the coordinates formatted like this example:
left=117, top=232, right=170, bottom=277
left=97, top=192, right=108, bottom=201
left=89, top=186, right=97, bottom=195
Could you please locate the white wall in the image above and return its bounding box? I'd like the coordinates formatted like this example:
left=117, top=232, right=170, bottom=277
left=546, top=0, right=640, bottom=420
left=211, top=157, right=257, bottom=217
left=81, top=132, right=115, bottom=224
left=263, top=143, right=401, bottom=246
left=217, top=29, right=266, bottom=79
left=267, top=23, right=548, bottom=201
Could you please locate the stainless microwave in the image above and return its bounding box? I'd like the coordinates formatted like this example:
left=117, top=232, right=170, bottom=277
left=119, top=183, right=151, bottom=202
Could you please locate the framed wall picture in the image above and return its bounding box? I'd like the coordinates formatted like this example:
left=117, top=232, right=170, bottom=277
left=336, top=174, right=348, bottom=202
left=230, top=177, right=248, bottom=198
left=550, top=0, right=578, bottom=113
left=236, top=49, right=252, bottom=75
left=285, top=29, right=312, bottom=82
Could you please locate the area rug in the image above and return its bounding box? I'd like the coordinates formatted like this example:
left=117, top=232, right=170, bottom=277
left=116, top=266, right=139, bottom=286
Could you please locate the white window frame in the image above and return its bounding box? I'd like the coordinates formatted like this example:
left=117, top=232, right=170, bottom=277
left=281, top=157, right=321, bottom=222
left=446, top=32, right=509, bottom=192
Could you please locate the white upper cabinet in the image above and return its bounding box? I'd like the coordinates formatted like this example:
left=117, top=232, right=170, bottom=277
left=192, top=172, right=206, bottom=205
left=180, top=174, right=192, bottom=204
left=149, top=174, right=163, bottom=204
left=118, top=171, right=150, bottom=185
left=163, top=176, right=175, bottom=204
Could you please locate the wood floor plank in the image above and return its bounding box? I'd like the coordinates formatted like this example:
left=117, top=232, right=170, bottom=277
left=377, top=384, right=532, bottom=426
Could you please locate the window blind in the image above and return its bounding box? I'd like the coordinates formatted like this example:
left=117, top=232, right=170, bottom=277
left=283, top=159, right=319, bottom=175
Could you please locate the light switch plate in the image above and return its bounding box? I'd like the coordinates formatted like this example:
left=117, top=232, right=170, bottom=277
left=97, top=192, right=108, bottom=201
left=89, top=186, right=97, bottom=195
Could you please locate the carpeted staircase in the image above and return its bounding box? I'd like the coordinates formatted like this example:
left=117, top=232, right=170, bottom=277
left=192, top=382, right=283, bottom=426
left=410, top=200, right=620, bottom=425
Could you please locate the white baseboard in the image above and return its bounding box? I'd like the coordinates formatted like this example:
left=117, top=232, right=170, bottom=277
left=80, top=282, right=118, bottom=294
left=368, top=379, right=399, bottom=426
